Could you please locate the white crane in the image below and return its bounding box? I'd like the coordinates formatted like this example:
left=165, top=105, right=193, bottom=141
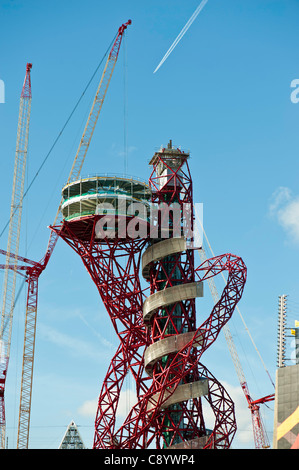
left=0, top=63, right=32, bottom=449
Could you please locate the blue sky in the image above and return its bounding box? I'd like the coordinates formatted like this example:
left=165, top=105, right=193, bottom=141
left=1, top=0, right=299, bottom=449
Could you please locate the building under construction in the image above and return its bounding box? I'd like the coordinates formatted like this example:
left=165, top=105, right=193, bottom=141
left=0, top=20, right=297, bottom=450
left=50, top=139, right=247, bottom=449
left=273, top=295, right=299, bottom=449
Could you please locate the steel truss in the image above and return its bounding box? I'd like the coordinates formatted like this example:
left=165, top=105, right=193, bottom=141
left=51, top=142, right=246, bottom=449
left=51, top=217, right=151, bottom=448
left=0, top=248, right=44, bottom=448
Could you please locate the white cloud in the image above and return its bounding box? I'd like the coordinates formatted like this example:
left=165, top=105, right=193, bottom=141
left=223, top=381, right=253, bottom=447
left=269, top=186, right=291, bottom=215
left=77, top=382, right=256, bottom=448
left=77, top=388, right=137, bottom=420
left=75, top=311, right=115, bottom=350
left=202, top=380, right=253, bottom=448
left=38, top=322, right=108, bottom=362
left=269, top=186, right=299, bottom=244
left=78, top=398, right=98, bottom=417
left=110, top=142, right=137, bottom=158
left=116, top=388, right=138, bottom=418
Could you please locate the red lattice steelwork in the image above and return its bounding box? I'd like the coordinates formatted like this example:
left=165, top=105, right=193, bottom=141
left=52, top=141, right=246, bottom=449
left=51, top=216, right=152, bottom=448
left=0, top=249, right=44, bottom=447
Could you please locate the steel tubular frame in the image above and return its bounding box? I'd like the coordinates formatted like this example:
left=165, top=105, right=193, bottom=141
left=51, top=217, right=151, bottom=449
left=1, top=21, right=131, bottom=448
left=198, top=242, right=274, bottom=448
left=129, top=143, right=247, bottom=449
left=16, top=265, right=42, bottom=449
left=52, top=142, right=246, bottom=449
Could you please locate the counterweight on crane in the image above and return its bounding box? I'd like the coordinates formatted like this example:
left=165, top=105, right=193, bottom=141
left=0, top=63, right=32, bottom=449
left=16, top=20, right=131, bottom=449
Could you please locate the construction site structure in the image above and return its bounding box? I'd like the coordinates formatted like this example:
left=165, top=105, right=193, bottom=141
left=141, top=141, right=247, bottom=448
left=43, top=19, right=132, bottom=262
left=197, top=234, right=274, bottom=449
left=0, top=63, right=32, bottom=449
left=0, top=62, right=49, bottom=450
left=52, top=175, right=151, bottom=449
left=16, top=262, right=45, bottom=449
left=273, top=363, right=299, bottom=449
left=294, top=321, right=299, bottom=365
left=60, top=174, right=150, bottom=223
left=0, top=22, right=263, bottom=449
left=11, top=20, right=131, bottom=449
left=59, top=420, right=86, bottom=449
left=273, top=295, right=299, bottom=449
left=51, top=140, right=247, bottom=448
left=277, top=294, right=287, bottom=368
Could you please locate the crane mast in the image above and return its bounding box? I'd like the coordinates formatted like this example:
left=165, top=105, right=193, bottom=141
left=66, top=20, right=131, bottom=186
left=0, top=63, right=32, bottom=449
left=53, top=19, right=132, bottom=229
left=16, top=261, right=44, bottom=449
left=44, top=20, right=132, bottom=263
left=16, top=20, right=131, bottom=449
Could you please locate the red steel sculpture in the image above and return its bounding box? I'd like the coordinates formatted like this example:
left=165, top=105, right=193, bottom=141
left=52, top=141, right=246, bottom=449
left=51, top=175, right=152, bottom=448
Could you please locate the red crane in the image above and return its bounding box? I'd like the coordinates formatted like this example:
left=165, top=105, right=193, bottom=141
left=0, top=249, right=44, bottom=449
left=1, top=20, right=131, bottom=449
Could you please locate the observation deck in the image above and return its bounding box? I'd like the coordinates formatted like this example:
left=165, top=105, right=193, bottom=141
left=60, top=175, right=152, bottom=241
left=61, top=174, right=151, bottom=221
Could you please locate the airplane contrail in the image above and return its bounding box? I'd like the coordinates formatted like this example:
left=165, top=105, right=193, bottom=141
left=153, top=0, right=209, bottom=74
